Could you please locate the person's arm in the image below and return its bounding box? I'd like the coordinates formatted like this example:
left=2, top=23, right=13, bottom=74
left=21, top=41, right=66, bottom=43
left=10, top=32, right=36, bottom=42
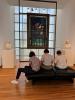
left=41, top=55, right=44, bottom=65
left=66, top=57, right=68, bottom=66
left=54, top=57, right=58, bottom=66
left=29, top=62, right=31, bottom=66
left=41, top=60, right=43, bottom=65
left=66, top=59, right=67, bottom=64
left=29, top=58, right=32, bottom=66
left=51, top=56, right=54, bottom=66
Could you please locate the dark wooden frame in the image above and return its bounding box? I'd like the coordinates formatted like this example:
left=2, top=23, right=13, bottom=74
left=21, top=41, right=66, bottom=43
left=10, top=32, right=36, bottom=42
left=27, top=13, right=49, bottom=49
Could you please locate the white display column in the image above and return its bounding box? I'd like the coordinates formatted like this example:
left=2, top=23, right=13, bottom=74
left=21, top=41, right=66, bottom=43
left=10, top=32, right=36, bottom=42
left=64, top=40, right=73, bottom=66
left=2, top=49, right=15, bottom=68
left=65, top=48, right=74, bottom=66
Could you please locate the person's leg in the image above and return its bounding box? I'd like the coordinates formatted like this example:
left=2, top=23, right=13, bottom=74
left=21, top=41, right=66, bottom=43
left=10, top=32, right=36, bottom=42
left=11, top=68, right=25, bottom=84
left=22, top=66, right=34, bottom=83
left=55, top=66, right=60, bottom=70
left=16, top=68, right=25, bottom=80
left=24, top=66, right=36, bottom=76
left=11, top=66, right=34, bottom=84
left=16, top=66, right=36, bottom=80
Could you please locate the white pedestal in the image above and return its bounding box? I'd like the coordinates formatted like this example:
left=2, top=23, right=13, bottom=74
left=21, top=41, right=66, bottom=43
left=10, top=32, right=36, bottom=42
left=65, top=49, right=73, bottom=66
left=2, top=49, right=15, bottom=68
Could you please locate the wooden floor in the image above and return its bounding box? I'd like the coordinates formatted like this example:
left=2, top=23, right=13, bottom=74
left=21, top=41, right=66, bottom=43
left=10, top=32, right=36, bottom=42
left=0, top=69, right=75, bottom=100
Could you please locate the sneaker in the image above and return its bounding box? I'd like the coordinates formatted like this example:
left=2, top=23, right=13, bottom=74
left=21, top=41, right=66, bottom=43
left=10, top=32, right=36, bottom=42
left=25, top=76, right=29, bottom=83
left=25, top=78, right=29, bottom=83
left=11, top=80, right=18, bottom=84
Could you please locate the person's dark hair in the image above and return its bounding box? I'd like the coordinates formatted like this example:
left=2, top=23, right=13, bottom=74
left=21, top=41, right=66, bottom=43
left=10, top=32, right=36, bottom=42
left=29, top=51, right=35, bottom=57
left=56, top=50, right=62, bottom=55
left=44, top=49, right=49, bottom=53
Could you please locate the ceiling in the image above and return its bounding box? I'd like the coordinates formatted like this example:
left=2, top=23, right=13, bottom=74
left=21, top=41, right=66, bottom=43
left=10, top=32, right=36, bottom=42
left=6, top=0, right=70, bottom=9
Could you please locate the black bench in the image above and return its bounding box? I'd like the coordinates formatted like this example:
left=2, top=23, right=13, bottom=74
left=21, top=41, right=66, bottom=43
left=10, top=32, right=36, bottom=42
left=26, top=67, right=75, bottom=84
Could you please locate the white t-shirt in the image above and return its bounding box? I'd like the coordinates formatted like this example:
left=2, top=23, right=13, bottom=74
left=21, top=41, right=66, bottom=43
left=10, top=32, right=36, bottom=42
left=41, top=53, right=54, bottom=66
left=29, top=56, right=40, bottom=71
left=55, top=55, right=67, bottom=69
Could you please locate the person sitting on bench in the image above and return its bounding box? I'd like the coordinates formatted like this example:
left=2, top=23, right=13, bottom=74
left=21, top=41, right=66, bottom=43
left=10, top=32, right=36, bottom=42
left=41, top=49, right=54, bottom=70
left=54, top=50, right=68, bottom=70
left=11, top=51, right=41, bottom=84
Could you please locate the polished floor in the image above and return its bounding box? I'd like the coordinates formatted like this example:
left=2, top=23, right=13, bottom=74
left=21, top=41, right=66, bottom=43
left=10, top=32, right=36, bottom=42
left=0, top=68, right=75, bottom=100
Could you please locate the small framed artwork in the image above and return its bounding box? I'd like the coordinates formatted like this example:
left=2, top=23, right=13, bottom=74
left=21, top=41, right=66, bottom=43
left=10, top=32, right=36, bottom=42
left=27, top=13, right=49, bottom=49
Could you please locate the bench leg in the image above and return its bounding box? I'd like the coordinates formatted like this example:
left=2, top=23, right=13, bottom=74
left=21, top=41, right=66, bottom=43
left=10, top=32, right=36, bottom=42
left=32, top=79, right=36, bottom=85
left=72, top=78, right=74, bottom=83
left=69, top=78, right=74, bottom=83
